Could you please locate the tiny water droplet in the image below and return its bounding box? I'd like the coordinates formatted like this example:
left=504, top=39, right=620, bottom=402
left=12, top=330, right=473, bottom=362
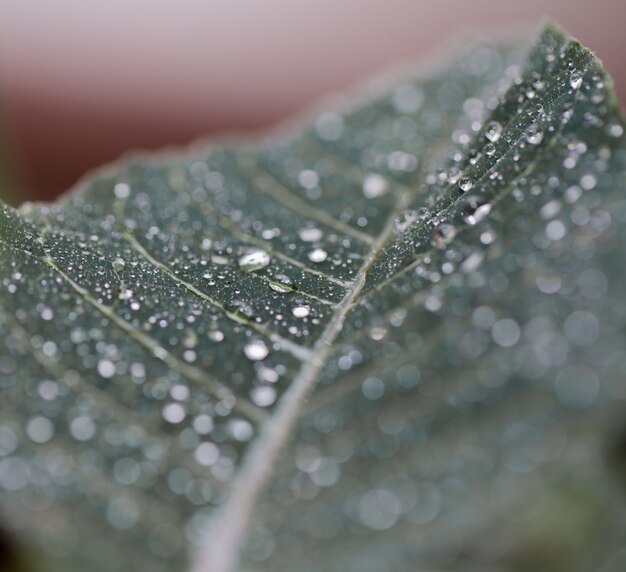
left=112, top=258, right=125, bottom=272
left=485, top=120, right=502, bottom=142
left=119, top=287, right=133, bottom=301
left=569, top=71, right=583, bottom=90
left=238, top=249, right=270, bottom=272
left=431, top=224, right=457, bottom=249
left=308, top=248, right=328, bottom=263
left=362, top=173, right=389, bottom=198
left=458, top=178, right=473, bottom=192
left=463, top=202, right=492, bottom=225
left=244, top=339, right=269, bottom=361
left=113, top=183, right=131, bottom=199
left=292, top=304, right=310, bottom=319
left=394, top=210, right=419, bottom=233
left=209, top=330, right=225, bottom=342
left=298, top=227, right=323, bottom=242
left=525, top=124, right=544, bottom=145
left=182, top=329, right=198, bottom=349
left=251, top=386, right=277, bottom=407
left=485, top=143, right=496, bottom=156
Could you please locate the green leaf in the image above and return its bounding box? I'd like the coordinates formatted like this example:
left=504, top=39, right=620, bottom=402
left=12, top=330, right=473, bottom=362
left=1, top=22, right=626, bottom=572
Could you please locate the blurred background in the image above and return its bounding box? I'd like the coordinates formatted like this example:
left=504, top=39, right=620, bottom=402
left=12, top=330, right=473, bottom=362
left=0, top=0, right=625, bottom=202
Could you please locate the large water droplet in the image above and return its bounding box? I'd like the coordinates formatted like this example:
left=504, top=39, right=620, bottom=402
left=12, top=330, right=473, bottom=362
left=238, top=249, right=270, bottom=272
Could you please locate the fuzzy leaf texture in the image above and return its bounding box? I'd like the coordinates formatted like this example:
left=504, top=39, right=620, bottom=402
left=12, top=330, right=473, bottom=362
left=1, top=23, right=626, bottom=572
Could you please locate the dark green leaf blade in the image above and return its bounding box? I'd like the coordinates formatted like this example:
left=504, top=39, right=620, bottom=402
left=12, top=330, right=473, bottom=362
left=1, top=23, right=625, bottom=572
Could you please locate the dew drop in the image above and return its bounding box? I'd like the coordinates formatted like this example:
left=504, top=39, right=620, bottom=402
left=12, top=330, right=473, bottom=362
left=26, top=416, right=54, bottom=444
left=394, top=210, right=419, bottom=233
left=485, top=143, right=496, bottom=156
left=463, top=202, right=492, bottom=225
left=244, top=339, right=269, bottom=361
left=119, top=287, right=133, bottom=301
left=362, top=173, right=389, bottom=198
left=112, top=258, right=125, bottom=272
left=485, top=120, right=503, bottom=142
left=269, top=274, right=293, bottom=293
left=238, top=249, right=270, bottom=272
left=97, top=359, right=116, bottom=379
left=162, top=403, right=186, bottom=424
left=298, top=170, right=319, bottom=189
left=431, top=224, right=457, bottom=249
left=292, top=304, right=310, bottom=319
left=251, top=386, right=277, bottom=407
left=195, top=442, right=220, bottom=466
left=607, top=123, right=624, bottom=138
left=525, top=125, right=544, bottom=145
left=298, top=227, right=323, bottom=242
left=458, top=178, right=473, bottom=192
left=209, top=330, right=225, bottom=342
left=308, top=248, right=328, bottom=263
left=113, top=183, right=131, bottom=199
left=569, top=71, right=583, bottom=90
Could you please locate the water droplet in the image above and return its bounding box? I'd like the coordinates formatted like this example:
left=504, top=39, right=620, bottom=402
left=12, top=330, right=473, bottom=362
left=315, top=112, right=344, bottom=141
left=569, top=71, right=583, bottom=90
left=431, top=224, right=456, bottom=249
left=244, top=339, right=269, bottom=361
left=607, top=123, right=624, bottom=138
left=113, top=183, right=131, bottom=199
left=195, top=442, right=220, bottom=466
left=525, top=125, right=544, bottom=145
left=308, top=248, right=328, bottom=263
left=162, top=403, right=186, bottom=424
left=463, top=201, right=492, bottom=225
left=485, top=120, right=502, bottom=142
left=251, top=385, right=277, bottom=407
left=298, top=227, right=323, bottom=242
left=458, top=178, right=473, bottom=192
left=269, top=274, right=293, bottom=293
left=362, top=173, right=389, bottom=198
left=485, top=143, right=496, bottom=156
left=209, top=330, right=225, bottom=342
left=97, top=359, right=116, bottom=379
left=112, top=258, right=125, bottom=272
left=238, top=249, right=270, bottom=272
left=182, top=329, right=198, bottom=349
left=394, top=210, right=419, bottom=233
left=298, top=170, right=319, bottom=189
left=292, top=304, right=310, bottom=319
left=119, top=287, right=133, bottom=301
left=26, top=416, right=54, bottom=444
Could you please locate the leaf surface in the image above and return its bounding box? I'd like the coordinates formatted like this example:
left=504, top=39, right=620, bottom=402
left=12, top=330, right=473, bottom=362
left=1, top=23, right=626, bottom=572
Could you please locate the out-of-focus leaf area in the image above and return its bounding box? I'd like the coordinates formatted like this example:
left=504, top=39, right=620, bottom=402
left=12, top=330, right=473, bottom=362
left=0, top=22, right=626, bottom=572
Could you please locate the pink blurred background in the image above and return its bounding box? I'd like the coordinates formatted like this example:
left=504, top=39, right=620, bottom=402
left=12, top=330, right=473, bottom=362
left=0, top=0, right=625, bottom=201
